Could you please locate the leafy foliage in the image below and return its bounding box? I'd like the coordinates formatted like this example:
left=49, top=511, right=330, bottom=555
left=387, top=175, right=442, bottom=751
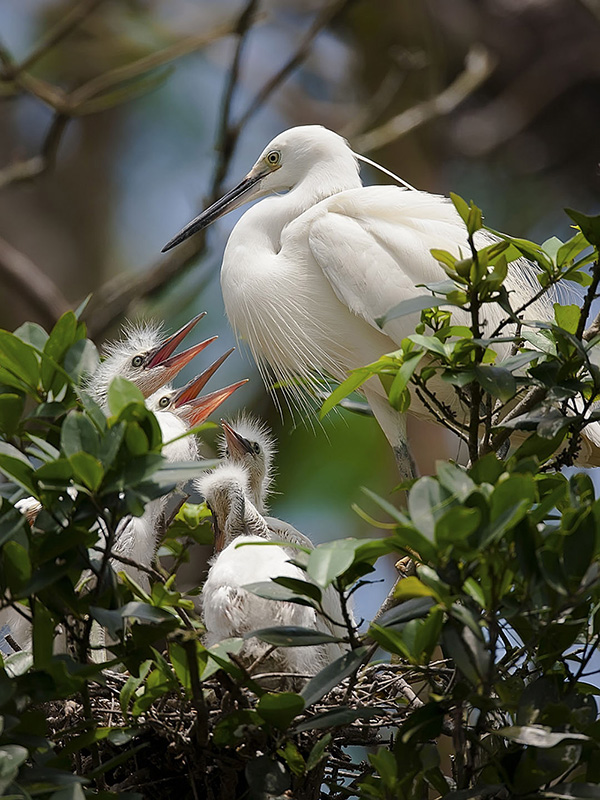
left=1, top=202, right=600, bottom=799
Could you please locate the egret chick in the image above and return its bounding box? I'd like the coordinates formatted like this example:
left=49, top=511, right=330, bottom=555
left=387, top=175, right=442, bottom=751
left=86, top=312, right=216, bottom=408
left=198, top=462, right=349, bottom=684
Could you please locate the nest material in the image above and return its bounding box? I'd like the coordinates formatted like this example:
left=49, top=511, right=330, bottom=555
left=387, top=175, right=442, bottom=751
left=44, top=662, right=437, bottom=799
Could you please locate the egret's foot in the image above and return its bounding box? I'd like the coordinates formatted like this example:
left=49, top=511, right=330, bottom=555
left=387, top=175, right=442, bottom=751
left=394, top=556, right=416, bottom=577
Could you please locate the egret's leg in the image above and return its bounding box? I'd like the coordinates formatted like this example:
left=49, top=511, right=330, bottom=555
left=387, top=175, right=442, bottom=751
left=363, top=386, right=417, bottom=481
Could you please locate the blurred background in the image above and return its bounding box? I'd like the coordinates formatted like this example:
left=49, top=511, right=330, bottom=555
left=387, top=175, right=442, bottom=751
left=1, top=0, right=600, bottom=619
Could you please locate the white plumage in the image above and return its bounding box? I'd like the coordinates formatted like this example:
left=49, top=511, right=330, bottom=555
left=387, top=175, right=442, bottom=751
left=163, top=125, right=599, bottom=469
left=199, top=424, right=351, bottom=683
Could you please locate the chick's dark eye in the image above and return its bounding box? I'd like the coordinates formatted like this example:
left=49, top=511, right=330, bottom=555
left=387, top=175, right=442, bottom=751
left=252, top=442, right=261, bottom=454
left=131, top=355, right=144, bottom=368
left=158, top=396, right=170, bottom=408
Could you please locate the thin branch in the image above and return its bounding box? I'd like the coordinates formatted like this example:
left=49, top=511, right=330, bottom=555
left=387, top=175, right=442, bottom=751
left=354, top=45, right=495, bottom=154
left=68, top=22, right=236, bottom=109
left=15, top=0, right=107, bottom=77
left=0, top=235, right=71, bottom=327
left=233, top=0, right=354, bottom=135
left=576, top=260, right=600, bottom=340
left=86, top=0, right=351, bottom=337
left=209, top=0, right=260, bottom=195
left=583, top=309, right=600, bottom=342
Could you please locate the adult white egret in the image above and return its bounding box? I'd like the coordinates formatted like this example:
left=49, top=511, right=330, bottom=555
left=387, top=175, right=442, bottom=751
left=162, top=126, right=592, bottom=472
left=198, top=463, right=348, bottom=684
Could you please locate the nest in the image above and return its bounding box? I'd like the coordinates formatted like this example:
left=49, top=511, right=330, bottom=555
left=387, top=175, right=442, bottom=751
left=44, top=662, right=433, bottom=799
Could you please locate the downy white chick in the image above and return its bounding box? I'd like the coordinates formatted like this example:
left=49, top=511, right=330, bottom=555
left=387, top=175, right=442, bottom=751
left=198, top=458, right=350, bottom=684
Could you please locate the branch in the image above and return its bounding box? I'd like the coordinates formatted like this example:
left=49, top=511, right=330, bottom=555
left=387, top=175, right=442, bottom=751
left=68, top=22, right=236, bottom=110
left=0, top=235, right=71, bottom=327
left=353, top=45, right=495, bottom=154
left=0, top=113, right=68, bottom=190
left=14, top=0, right=107, bottom=77
left=576, top=260, right=600, bottom=340
left=85, top=0, right=352, bottom=337
left=232, top=0, right=354, bottom=134
left=583, top=309, right=600, bottom=342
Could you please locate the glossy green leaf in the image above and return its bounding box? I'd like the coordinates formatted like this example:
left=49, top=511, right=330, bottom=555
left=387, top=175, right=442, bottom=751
left=257, top=692, right=305, bottom=729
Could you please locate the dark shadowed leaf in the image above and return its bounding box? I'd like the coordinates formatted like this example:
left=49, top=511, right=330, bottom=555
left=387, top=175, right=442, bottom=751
left=294, top=706, right=380, bottom=733
left=245, top=755, right=290, bottom=795
left=248, top=626, right=345, bottom=647
left=301, top=646, right=369, bottom=708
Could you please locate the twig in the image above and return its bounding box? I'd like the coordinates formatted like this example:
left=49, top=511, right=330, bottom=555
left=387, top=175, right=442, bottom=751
left=14, top=0, right=107, bottom=77
left=354, top=45, right=495, bottom=153
left=86, top=0, right=351, bottom=337
left=68, top=23, right=236, bottom=109
left=490, top=385, right=548, bottom=454
left=576, top=260, right=600, bottom=340
left=583, top=309, right=600, bottom=342
left=0, top=113, right=69, bottom=190
left=232, top=0, right=354, bottom=135
left=210, top=0, right=260, bottom=195
left=0, top=234, right=71, bottom=327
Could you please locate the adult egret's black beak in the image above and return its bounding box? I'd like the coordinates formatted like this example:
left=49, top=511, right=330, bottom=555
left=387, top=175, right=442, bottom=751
left=161, top=173, right=264, bottom=252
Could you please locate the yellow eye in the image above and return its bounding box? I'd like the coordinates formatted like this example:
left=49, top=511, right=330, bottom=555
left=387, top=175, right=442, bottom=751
left=158, top=396, right=170, bottom=408
left=132, top=355, right=144, bottom=368
left=266, top=150, right=281, bottom=166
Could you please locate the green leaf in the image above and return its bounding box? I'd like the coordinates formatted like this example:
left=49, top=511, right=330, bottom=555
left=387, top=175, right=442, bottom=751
left=388, top=351, right=423, bottom=410
left=0, top=393, right=25, bottom=437
left=13, top=321, right=48, bottom=350
left=61, top=411, right=100, bottom=458
left=248, top=626, right=345, bottom=647
left=0, top=744, right=28, bottom=795
left=3, top=540, right=31, bottom=592
left=107, top=376, right=145, bottom=415
left=556, top=231, right=590, bottom=267
left=320, top=368, right=372, bottom=419
left=0, top=329, right=40, bottom=391
left=565, top=208, right=600, bottom=248
left=554, top=302, right=581, bottom=335
left=301, top=646, right=369, bottom=707
left=0, top=443, right=35, bottom=493
left=392, top=576, right=437, bottom=601
left=306, top=733, right=333, bottom=771
left=307, top=538, right=371, bottom=587
left=245, top=755, right=290, bottom=795
left=450, top=193, right=470, bottom=225
left=408, top=477, right=451, bottom=539
left=257, top=692, right=305, bottom=729
left=376, top=597, right=435, bottom=628
left=294, top=707, right=379, bottom=733
left=498, top=725, right=590, bottom=748
left=473, top=365, right=516, bottom=402
left=64, top=338, right=99, bottom=384
left=69, top=452, right=104, bottom=491
left=436, top=462, right=475, bottom=501
left=272, top=577, right=322, bottom=603
left=377, top=296, right=447, bottom=328
left=243, top=582, right=317, bottom=608
left=435, top=506, right=480, bottom=548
